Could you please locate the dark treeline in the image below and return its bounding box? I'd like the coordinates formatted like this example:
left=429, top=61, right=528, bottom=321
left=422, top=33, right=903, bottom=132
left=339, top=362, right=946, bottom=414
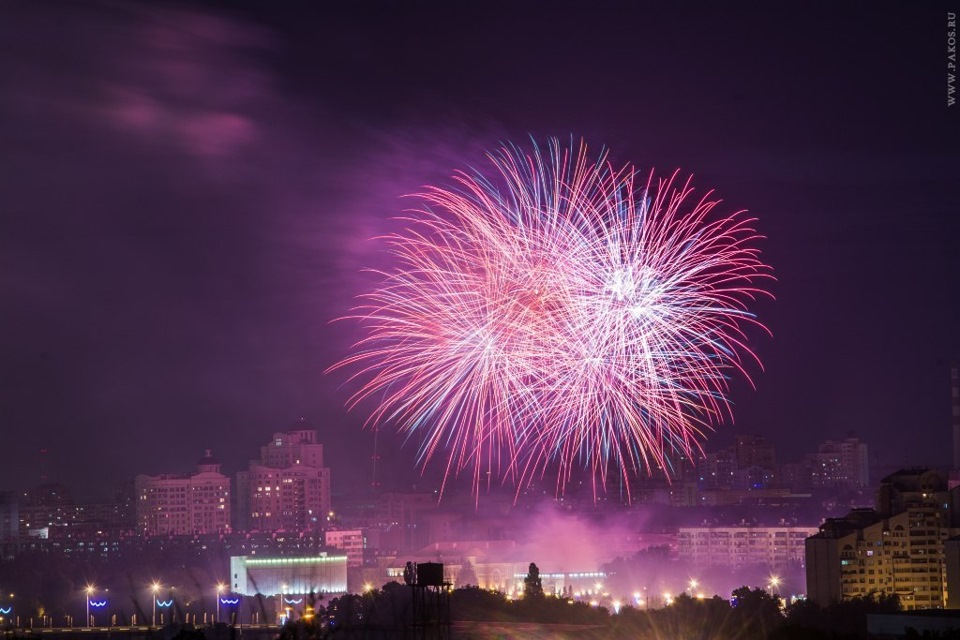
left=275, top=583, right=907, bottom=640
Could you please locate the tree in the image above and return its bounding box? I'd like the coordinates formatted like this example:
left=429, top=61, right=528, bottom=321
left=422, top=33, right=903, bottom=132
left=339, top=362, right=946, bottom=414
left=458, top=560, right=478, bottom=587
left=523, top=562, right=544, bottom=599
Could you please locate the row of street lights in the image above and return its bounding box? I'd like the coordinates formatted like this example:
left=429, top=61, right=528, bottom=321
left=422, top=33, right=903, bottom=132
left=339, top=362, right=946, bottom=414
left=84, top=581, right=231, bottom=628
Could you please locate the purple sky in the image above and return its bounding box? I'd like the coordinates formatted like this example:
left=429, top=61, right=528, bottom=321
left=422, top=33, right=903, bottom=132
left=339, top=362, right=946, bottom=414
left=1, top=2, right=958, bottom=499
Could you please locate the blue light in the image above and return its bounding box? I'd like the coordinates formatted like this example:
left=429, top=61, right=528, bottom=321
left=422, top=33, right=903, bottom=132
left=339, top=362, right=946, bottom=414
left=0, top=607, right=11, bottom=615
left=89, top=601, right=108, bottom=608
left=220, top=598, right=240, bottom=606
left=157, top=600, right=174, bottom=608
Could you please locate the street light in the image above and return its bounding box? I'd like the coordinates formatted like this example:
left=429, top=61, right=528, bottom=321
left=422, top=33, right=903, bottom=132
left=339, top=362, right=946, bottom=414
left=768, top=575, right=781, bottom=594
left=85, top=586, right=94, bottom=628
left=216, top=583, right=225, bottom=624
left=151, top=582, right=161, bottom=627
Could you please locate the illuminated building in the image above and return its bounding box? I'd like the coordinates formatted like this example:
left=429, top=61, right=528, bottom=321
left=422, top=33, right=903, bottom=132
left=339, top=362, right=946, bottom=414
left=18, top=482, right=75, bottom=538
left=135, top=450, right=231, bottom=536
left=678, top=524, right=817, bottom=568
left=230, top=554, right=347, bottom=596
left=236, top=424, right=331, bottom=533
left=806, top=469, right=960, bottom=610
left=325, top=529, right=364, bottom=567
left=810, top=437, right=870, bottom=489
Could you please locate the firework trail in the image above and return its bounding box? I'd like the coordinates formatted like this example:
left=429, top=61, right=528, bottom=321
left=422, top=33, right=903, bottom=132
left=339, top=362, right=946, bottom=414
left=332, top=139, right=772, bottom=498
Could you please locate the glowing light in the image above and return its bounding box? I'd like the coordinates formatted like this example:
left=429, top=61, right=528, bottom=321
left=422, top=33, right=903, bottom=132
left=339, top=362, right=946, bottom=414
left=283, top=597, right=303, bottom=605
left=768, top=575, right=781, bottom=592
left=334, top=138, right=771, bottom=497
left=157, top=600, right=174, bottom=608
left=89, top=601, right=108, bottom=608
left=243, top=556, right=345, bottom=566
left=220, top=598, right=240, bottom=606
left=0, top=608, right=11, bottom=615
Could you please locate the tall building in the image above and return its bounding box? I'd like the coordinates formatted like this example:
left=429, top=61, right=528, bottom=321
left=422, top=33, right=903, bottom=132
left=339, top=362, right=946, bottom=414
left=810, top=437, right=869, bottom=489
left=806, top=469, right=960, bottom=610
left=236, top=424, right=331, bottom=533
left=735, top=434, right=777, bottom=471
left=135, top=450, right=231, bottom=536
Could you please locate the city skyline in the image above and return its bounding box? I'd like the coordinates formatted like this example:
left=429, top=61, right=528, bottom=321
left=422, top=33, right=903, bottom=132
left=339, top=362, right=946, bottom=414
left=1, top=3, right=958, bottom=499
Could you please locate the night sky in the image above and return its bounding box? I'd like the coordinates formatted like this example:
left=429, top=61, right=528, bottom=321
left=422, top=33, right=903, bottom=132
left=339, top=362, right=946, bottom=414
left=2, top=2, right=958, bottom=500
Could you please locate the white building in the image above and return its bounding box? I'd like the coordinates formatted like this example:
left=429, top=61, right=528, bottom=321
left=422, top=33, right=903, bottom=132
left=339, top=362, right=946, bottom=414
left=678, top=524, right=818, bottom=568
left=230, top=554, right=347, bottom=596
left=325, top=529, right=364, bottom=567
left=135, top=450, right=230, bottom=536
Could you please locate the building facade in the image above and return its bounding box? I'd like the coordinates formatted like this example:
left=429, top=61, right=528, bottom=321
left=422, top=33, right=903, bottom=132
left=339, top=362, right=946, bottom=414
left=806, top=469, right=960, bottom=610
left=325, top=529, right=364, bottom=568
left=678, top=524, right=817, bottom=568
left=135, top=450, right=231, bottom=536
left=230, top=554, right=347, bottom=596
left=236, top=426, right=331, bottom=533
left=810, top=437, right=870, bottom=489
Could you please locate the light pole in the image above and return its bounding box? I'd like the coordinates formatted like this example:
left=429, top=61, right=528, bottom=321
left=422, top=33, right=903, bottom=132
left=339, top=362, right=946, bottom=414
left=216, top=583, right=225, bottom=624
left=85, top=586, right=94, bottom=628
left=151, top=582, right=160, bottom=627
left=768, top=575, right=781, bottom=595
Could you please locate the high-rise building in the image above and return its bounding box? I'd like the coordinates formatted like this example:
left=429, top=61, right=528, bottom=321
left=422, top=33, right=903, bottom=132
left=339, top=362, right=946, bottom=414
left=735, top=434, right=777, bottom=471
left=810, top=437, right=869, bottom=489
left=135, top=450, right=231, bottom=536
left=236, top=424, right=331, bottom=533
left=806, top=469, right=960, bottom=610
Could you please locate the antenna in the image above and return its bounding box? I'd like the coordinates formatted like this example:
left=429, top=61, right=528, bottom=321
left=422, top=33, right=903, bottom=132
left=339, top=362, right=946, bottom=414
left=370, top=427, right=381, bottom=490
left=39, top=448, right=49, bottom=483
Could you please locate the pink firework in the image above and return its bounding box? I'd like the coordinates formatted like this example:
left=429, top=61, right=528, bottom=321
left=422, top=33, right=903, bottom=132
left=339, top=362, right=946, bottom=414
left=333, top=139, right=772, bottom=498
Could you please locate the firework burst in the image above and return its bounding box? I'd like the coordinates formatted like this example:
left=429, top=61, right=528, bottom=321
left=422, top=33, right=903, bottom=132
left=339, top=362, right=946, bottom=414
left=332, top=139, right=772, bottom=498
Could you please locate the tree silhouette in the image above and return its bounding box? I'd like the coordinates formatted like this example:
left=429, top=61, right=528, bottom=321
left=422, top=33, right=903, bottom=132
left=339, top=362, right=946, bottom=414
left=523, top=562, right=543, bottom=599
